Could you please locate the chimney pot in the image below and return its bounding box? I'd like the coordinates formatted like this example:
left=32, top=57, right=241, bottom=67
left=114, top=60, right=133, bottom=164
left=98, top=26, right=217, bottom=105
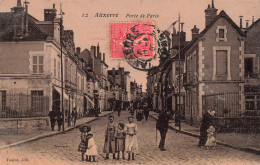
left=53, top=4, right=55, bottom=9
left=252, top=16, right=255, bottom=24
left=180, top=22, right=184, bottom=32
left=239, top=16, right=243, bottom=28
left=246, top=20, right=249, bottom=28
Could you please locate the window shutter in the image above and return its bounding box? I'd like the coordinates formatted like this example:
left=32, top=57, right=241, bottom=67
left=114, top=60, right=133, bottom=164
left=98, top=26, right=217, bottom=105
left=216, top=50, right=227, bottom=75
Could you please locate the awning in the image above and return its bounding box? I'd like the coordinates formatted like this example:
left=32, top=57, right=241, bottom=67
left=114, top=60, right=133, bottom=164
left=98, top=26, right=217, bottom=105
left=53, top=86, right=69, bottom=100
left=84, top=94, right=94, bottom=105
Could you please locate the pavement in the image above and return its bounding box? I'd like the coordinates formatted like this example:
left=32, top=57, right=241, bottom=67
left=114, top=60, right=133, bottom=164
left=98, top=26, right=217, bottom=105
left=0, top=111, right=113, bottom=149
left=149, top=111, right=260, bottom=155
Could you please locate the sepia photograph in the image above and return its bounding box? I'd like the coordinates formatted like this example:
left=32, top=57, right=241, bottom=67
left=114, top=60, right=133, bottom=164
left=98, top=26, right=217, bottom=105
left=0, top=0, right=260, bottom=164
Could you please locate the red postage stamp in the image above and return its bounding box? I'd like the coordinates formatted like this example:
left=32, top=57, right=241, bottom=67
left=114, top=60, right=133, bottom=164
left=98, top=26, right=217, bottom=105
left=110, top=22, right=155, bottom=59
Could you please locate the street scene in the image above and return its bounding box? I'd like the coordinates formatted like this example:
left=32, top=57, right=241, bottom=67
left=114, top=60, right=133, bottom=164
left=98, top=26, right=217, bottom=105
left=1, top=111, right=260, bottom=165
left=0, top=0, right=260, bottom=164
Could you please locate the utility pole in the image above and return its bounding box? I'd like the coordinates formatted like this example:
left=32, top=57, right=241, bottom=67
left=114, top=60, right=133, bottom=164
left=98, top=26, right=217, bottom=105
left=59, top=3, right=65, bottom=132
left=178, top=13, right=181, bottom=131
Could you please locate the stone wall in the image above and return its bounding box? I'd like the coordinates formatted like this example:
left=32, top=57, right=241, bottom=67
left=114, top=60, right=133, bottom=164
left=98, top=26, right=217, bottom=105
left=0, top=117, right=49, bottom=134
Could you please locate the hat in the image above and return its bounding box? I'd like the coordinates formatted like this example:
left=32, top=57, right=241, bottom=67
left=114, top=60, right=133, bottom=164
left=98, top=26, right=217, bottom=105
left=118, top=123, right=124, bottom=129
left=79, top=124, right=91, bottom=132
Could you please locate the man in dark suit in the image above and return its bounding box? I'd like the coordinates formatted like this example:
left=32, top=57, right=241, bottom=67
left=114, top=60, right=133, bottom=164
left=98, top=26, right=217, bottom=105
left=48, top=110, right=57, bottom=131
left=156, top=111, right=170, bottom=151
left=56, top=110, right=63, bottom=131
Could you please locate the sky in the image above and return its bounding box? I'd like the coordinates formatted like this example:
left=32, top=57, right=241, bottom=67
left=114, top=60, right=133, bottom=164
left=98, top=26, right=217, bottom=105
left=1, top=0, right=260, bottom=91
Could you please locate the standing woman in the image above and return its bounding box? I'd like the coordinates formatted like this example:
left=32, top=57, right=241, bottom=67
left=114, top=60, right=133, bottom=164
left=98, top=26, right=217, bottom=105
left=103, top=115, right=118, bottom=160
left=124, top=116, right=138, bottom=161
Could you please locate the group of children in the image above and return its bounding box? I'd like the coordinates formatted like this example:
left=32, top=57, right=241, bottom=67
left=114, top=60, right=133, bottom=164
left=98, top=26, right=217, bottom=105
left=78, top=125, right=98, bottom=162
left=78, top=121, right=130, bottom=162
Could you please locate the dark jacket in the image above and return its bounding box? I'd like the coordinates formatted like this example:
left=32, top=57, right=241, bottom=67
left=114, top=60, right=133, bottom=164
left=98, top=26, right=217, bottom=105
left=156, top=112, right=170, bottom=132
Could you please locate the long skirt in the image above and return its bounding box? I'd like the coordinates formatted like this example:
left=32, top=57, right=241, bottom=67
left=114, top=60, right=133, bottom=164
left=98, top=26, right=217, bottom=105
left=116, top=138, right=125, bottom=152
left=103, top=137, right=116, bottom=154
left=125, top=135, right=138, bottom=153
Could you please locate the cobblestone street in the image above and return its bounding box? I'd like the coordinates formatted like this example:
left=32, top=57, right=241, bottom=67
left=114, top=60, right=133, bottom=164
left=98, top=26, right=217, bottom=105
left=1, top=111, right=260, bottom=165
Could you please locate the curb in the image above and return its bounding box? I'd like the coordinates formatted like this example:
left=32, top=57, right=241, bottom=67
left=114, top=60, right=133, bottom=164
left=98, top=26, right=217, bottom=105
left=149, top=114, right=260, bottom=155
left=0, top=112, right=113, bottom=150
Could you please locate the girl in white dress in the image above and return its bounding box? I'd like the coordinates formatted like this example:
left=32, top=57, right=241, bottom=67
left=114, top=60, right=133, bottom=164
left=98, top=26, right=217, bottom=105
left=124, top=116, right=138, bottom=161
left=85, top=127, right=98, bottom=162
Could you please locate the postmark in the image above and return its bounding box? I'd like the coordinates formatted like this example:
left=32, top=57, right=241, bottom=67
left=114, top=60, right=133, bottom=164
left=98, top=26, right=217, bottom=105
left=110, top=22, right=171, bottom=71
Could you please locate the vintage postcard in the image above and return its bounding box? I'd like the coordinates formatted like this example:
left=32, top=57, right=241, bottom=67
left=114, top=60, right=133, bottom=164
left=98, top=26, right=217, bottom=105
left=0, top=0, right=260, bottom=164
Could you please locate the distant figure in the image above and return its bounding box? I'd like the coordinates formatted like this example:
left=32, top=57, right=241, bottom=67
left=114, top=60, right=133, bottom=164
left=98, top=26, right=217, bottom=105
left=48, top=110, right=57, bottom=131
left=117, top=108, right=121, bottom=117
left=205, top=126, right=216, bottom=150
left=156, top=111, right=170, bottom=151
left=198, top=110, right=215, bottom=147
left=56, top=110, right=63, bottom=131
left=71, top=108, right=78, bottom=127
left=143, top=108, right=150, bottom=121
left=103, top=115, right=118, bottom=160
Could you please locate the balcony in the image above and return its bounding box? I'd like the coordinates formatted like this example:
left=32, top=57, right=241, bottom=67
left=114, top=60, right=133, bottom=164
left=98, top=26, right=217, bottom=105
left=183, top=71, right=196, bottom=88
left=245, top=73, right=260, bottom=86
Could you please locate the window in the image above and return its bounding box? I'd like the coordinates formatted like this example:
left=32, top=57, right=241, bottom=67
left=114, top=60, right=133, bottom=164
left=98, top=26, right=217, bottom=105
left=31, top=90, right=44, bottom=115
left=0, top=91, right=6, bottom=111
left=216, top=26, right=227, bottom=42
left=244, top=58, right=254, bottom=78
left=54, top=59, right=56, bottom=78
left=32, top=56, right=44, bottom=74
left=213, top=46, right=231, bottom=80
left=216, top=50, right=227, bottom=75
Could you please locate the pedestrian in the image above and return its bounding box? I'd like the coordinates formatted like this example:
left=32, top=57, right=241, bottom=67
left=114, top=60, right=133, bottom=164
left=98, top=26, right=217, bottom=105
left=136, top=109, right=143, bottom=121
left=78, top=124, right=90, bottom=161
left=198, top=110, right=215, bottom=147
left=205, top=125, right=216, bottom=150
left=56, top=110, right=63, bottom=131
left=117, top=108, right=121, bottom=117
left=143, top=108, right=150, bottom=121
left=103, top=115, right=117, bottom=160
left=115, top=123, right=126, bottom=160
left=71, top=108, right=78, bottom=127
left=124, top=116, right=138, bottom=161
left=156, top=111, right=170, bottom=151
left=85, top=126, right=98, bottom=162
left=48, top=110, right=57, bottom=131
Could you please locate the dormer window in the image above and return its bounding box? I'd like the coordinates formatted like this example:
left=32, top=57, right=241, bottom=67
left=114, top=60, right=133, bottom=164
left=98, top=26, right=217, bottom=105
left=216, top=26, right=227, bottom=42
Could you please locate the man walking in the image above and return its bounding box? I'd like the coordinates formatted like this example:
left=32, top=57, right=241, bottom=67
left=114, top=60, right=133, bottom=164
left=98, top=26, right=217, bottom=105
left=56, top=110, right=63, bottom=131
left=48, top=110, right=57, bottom=131
left=71, top=108, right=78, bottom=127
left=156, top=111, right=170, bottom=151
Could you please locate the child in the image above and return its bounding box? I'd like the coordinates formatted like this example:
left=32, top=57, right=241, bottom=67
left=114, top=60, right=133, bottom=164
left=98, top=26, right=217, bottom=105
left=85, top=126, right=98, bottom=162
left=205, top=126, right=216, bottom=149
left=78, top=125, right=90, bottom=161
left=116, top=123, right=126, bottom=160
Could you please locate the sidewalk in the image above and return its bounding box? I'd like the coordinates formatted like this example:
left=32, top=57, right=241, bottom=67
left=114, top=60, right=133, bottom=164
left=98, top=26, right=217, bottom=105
left=0, top=111, right=113, bottom=149
left=149, top=111, right=260, bottom=155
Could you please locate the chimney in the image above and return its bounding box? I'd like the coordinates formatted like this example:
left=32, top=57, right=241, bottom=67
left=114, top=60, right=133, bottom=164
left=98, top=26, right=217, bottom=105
left=191, top=25, right=200, bottom=40
left=173, top=25, right=176, bottom=34
left=103, top=53, right=105, bottom=62
left=90, top=46, right=96, bottom=59
left=239, top=16, right=243, bottom=28
left=76, top=47, right=81, bottom=55
left=97, top=43, right=100, bottom=58
left=44, top=4, right=57, bottom=21
left=252, top=16, right=255, bottom=24
left=204, top=0, right=218, bottom=27
left=99, top=52, right=102, bottom=60
left=181, top=22, right=184, bottom=32
left=24, top=0, right=30, bottom=37
left=246, top=20, right=249, bottom=28
left=13, top=0, right=24, bottom=13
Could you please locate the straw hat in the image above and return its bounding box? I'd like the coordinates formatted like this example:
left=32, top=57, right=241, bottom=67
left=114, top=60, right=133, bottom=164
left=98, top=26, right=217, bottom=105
left=79, top=124, right=91, bottom=132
